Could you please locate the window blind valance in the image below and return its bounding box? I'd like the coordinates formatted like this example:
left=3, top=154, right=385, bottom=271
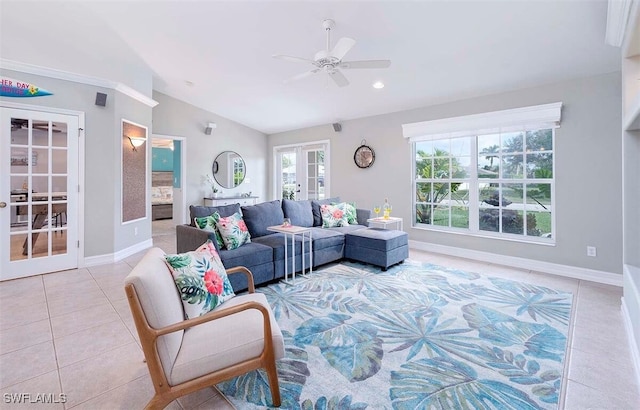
left=402, top=102, right=562, bottom=142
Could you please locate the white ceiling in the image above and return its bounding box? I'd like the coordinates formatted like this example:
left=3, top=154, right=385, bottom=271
left=1, top=1, right=620, bottom=134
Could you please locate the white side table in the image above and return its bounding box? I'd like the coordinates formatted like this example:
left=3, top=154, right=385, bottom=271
left=367, top=216, right=403, bottom=231
left=266, top=225, right=313, bottom=284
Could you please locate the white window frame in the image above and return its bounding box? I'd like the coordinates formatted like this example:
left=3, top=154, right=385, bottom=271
left=404, top=103, right=561, bottom=245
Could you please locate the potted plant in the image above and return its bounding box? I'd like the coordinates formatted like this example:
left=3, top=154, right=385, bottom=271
left=205, top=174, right=222, bottom=198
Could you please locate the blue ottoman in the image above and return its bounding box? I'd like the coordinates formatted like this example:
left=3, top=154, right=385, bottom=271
left=345, top=228, right=409, bottom=270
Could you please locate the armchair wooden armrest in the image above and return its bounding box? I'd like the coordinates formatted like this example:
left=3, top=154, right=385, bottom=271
left=225, top=266, right=255, bottom=293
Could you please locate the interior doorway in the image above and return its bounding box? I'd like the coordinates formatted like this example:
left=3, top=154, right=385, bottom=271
left=151, top=134, right=186, bottom=239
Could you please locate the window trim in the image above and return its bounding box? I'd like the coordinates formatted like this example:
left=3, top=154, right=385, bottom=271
left=403, top=102, right=562, bottom=142
left=407, top=103, right=560, bottom=245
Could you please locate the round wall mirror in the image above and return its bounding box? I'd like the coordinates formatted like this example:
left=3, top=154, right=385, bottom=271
left=213, top=151, right=246, bottom=188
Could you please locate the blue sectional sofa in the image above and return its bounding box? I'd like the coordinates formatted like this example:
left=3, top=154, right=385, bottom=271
left=176, top=198, right=371, bottom=291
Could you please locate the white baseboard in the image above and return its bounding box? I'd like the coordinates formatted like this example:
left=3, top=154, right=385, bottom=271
left=82, top=239, right=153, bottom=267
left=409, top=240, right=622, bottom=286
left=622, top=296, right=640, bottom=391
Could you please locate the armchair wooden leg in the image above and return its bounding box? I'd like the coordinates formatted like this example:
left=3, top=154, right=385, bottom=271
left=265, top=359, right=281, bottom=407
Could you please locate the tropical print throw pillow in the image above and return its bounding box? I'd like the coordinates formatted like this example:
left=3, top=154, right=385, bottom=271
left=214, top=211, right=251, bottom=250
left=165, top=240, right=235, bottom=319
left=333, top=202, right=357, bottom=225
left=320, top=204, right=349, bottom=228
left=194, top=212, right=224, bottom=249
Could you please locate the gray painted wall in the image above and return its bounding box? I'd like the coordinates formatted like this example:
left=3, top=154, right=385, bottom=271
left=0, top=69, right=153, bottom=257
left=269, top=73, right=623, bottom=275
left=152, top=92, right=267, bottom=211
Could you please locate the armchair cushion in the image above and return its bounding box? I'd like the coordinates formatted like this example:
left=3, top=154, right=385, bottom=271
left=165, top=241, right=235, bottom=319
left=169, top=292, right=285, bottom=385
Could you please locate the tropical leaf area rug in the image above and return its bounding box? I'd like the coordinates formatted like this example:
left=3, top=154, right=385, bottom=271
left=217, top=260, right=574, bottom=410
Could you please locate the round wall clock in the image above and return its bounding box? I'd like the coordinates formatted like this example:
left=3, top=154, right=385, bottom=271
left=354, top=140, right=375, bottom=169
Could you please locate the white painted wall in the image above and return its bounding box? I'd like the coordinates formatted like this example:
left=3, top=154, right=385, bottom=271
left=151, top=92, right=267, bottom=211
left=0, top=68, right=153, bottom=258
left=269, top=73, right=623, bottom=276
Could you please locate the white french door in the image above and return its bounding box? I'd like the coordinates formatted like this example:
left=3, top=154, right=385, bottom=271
left=0, top=107, right=79, bottom=280
left=274, top=141, right=329, bottom=201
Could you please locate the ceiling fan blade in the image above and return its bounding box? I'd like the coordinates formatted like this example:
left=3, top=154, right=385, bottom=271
left=272, top=54, right=314, bottom=64
left=284, top=68, right=321, bottom=84
left=330, top=37, right=356, bottom=60
left=328, top=70, right=349, bottom=87
left=340, top=59, right=391, bottom=69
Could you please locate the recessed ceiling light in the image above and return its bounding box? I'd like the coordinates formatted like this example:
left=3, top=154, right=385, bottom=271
left=372, top=81, right=385, bottom=89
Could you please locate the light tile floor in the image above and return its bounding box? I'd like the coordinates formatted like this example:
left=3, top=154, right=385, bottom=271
left=0, top=219, right=638, bottom=409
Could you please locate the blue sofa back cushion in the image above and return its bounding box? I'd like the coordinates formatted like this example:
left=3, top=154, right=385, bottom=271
left=311, top=197, right=341, bottom=227
left=189, top=204, right=241, bottom=226
left=282, top=199, right=314, bottom=227
left=241, top=200, right=285, bottom=238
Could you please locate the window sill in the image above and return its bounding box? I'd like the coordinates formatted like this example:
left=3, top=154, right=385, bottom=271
left=411, top=223, right=556, bottom=246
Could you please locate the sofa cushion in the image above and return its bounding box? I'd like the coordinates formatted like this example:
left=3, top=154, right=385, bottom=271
left=189, top=204, right=240, bottom=226
left=282, top=199, right=313, bottom=227
left=252, top=233, right=311, bottom=261
left=215, top=211, right=251, bottom=250
left=333, top=202, right=358, bottom=225
left=309, top=227, right=345, bottom=250
left=165, top=240, right=235, bottom=319
left=194, top=213, right=224, bottom=249
left=218, top=242, right=273, bottom=267
left=326, top=224, right=369, bottom=234
left=321, top=204, right=349, bottom=228
left=311, top=197, right=341, bottom=227
left=241, top=200, right=284, bottom=238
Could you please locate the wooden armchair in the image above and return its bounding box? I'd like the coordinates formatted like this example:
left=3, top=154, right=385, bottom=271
left=124, top=247, right=283, bottom=409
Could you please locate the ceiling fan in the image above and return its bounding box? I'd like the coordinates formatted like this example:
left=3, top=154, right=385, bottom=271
left=272, top=19, right=391, bottom=87
left=11, top=119, right=61, bottom=132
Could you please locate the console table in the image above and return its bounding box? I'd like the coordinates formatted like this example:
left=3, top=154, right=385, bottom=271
left=203, top=196, right=258, bottom=207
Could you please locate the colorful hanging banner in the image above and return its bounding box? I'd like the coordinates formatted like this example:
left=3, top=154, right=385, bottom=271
left=1, top=77, right=53, bottom=97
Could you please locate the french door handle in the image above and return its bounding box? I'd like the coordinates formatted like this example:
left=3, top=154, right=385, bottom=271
left=0, top=202, right=6, bottom=208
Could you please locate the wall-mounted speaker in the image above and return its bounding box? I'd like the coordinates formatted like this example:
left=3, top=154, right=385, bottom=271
left=204, top=122, right=217, bottom=135
left=332, top=123, right=342, bottom=132
left=95, top=92, right=107, bottom=107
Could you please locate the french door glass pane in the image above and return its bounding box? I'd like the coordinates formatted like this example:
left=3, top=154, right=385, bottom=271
left=281, top=152, right=296, bottom=200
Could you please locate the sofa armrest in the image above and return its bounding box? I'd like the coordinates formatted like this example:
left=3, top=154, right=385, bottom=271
left=176, top=224, right=213, bottom=253
left=356, top=208, right=372, bottom=226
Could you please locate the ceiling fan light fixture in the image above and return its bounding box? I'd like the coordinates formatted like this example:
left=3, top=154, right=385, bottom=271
left=273, top=19, right=391, bottom=88
left=373, top=81, right=385, bottom=89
